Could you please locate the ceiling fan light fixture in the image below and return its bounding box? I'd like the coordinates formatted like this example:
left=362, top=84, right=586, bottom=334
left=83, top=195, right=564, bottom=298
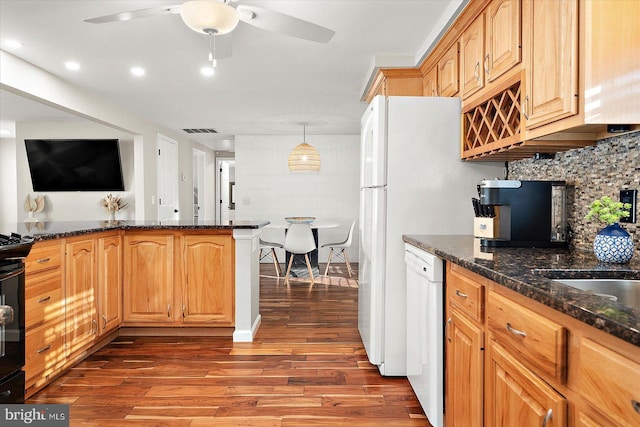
left=180, top=0, right=239, bottom=35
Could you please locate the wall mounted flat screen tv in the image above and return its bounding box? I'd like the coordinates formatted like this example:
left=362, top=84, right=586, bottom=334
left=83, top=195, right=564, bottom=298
left=25, top=139, right=125, bottom=191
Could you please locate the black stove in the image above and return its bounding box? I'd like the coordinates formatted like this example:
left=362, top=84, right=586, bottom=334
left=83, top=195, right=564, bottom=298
left=0, top=232, right=34, bottom=403
left=0, top=233, right=34, bottom=259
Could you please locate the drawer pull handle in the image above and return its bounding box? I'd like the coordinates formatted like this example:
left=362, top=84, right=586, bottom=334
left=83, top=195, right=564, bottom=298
left=445, top=318, right=452, bottom=342
left=506, top=322, right=527, bottom=337
left=632, top=399, right=640, bottom=414
left=167, top=304, right=171, bottom=318
left=455, top=290, right=468, bottom=298
left=37, top=296, right=51, bottom=303
left=541, top=408, right=552, bottom=427
left=37, top=257, right=51, bottom=264
left=102, top=315, right=107, bottom=330
left=37, top=345, right=51, bottom=354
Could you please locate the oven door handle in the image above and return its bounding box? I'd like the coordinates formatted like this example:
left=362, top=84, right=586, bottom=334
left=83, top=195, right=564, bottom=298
left=0, top=266, right=24, bottom=281
left=0, top=305, right=14, bottom=326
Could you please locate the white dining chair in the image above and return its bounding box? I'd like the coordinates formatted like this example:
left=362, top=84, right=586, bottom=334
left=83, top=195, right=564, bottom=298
left=321, top=220, right=356, bottom=277
left=259, top=237, right=283, bottom=277
left=283, top=223, right=317, bottom=284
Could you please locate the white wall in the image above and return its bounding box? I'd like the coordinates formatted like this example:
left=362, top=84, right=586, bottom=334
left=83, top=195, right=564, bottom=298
left=235, top=134, right=360, bottom=261
left=15, top=120, right=135, bottom=221
left=0, top=138, right=18, bottom=226
left=1, top=51, right=217, bottom=223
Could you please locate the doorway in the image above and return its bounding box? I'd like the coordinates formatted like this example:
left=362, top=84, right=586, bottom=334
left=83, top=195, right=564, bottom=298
left=157, top=134, right=179, bottom=221
left=192, top=148, right=206, bottom=222
left=216, top=157, right=235, bottom=222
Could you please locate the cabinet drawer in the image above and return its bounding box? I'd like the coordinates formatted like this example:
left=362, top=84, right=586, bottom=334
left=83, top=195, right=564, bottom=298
left=487, top=291, right=566, bottom=382
left=25, top=269, right=63, bottom=330
left=575, top=338, right=640, bottom=427
left=25, top=242, right=62, bottom=275
left=448, top=264, right=484, bottom=322
left=25, top=322, right=65, bottom=382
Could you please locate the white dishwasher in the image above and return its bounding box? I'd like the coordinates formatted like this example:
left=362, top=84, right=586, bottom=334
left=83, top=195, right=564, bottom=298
left=405, top=243, right=444, bottom=427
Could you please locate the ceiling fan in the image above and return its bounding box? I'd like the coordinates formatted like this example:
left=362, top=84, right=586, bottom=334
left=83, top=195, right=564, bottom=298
left=83, top=0, right=335, bottom=44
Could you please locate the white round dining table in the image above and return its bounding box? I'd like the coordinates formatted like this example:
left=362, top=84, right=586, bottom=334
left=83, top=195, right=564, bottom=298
left=264, top=219, right=339, bottom=278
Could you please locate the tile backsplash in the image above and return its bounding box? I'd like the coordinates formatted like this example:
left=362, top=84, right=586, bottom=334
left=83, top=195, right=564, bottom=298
left=508, top=131, right=639, bottom=255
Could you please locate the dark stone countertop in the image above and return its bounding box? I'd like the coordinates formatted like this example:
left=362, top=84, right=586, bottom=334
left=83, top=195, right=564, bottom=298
left=10, top=219, right=270, bottom=241
left=403, top=235, right=640, bottom=347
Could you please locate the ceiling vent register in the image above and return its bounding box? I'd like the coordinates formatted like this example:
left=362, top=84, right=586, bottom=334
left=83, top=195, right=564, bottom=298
left=183, top=128, right=218, bottom=134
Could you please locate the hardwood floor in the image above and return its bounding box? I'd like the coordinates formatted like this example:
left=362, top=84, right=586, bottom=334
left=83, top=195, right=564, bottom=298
left=28, top=263, right=430, bottom=426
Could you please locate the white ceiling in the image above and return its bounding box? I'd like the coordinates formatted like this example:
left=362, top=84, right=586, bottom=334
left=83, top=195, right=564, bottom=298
left=0, top=0, right=464, bottom=150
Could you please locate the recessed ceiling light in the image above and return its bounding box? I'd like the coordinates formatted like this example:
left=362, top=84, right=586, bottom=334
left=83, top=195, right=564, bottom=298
left=4, top=39, right=24, bottom=49
left=130, top=66, right=146, bottom=77
left=65, top=61, right=81, bottom=71
left=200, top=66, right=215, bottom=77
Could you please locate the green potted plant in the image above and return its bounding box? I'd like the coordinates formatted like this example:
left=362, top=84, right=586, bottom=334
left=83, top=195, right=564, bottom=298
left=585, top=196, right=634, bottom=263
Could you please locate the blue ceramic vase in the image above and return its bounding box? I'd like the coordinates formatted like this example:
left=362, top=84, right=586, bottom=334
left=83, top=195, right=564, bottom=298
left=593, top=223, right=634, bottom=263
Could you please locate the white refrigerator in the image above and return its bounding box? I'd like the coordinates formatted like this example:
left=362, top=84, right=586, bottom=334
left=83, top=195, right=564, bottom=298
left=358, top=96, right=504, bottom=375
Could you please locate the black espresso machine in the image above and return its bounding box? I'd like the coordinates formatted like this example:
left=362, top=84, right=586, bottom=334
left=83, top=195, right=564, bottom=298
left=475, top=179, right=568, bottom=248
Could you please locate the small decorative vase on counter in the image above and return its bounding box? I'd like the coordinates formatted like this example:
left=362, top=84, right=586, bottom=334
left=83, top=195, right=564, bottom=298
left=108, top=210, right=116, bottom=222
left=593, top=223, right=634, bottom=263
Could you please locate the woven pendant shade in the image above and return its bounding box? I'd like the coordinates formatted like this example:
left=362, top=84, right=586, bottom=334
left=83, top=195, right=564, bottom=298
left=288, top=126, right=320, bottom=171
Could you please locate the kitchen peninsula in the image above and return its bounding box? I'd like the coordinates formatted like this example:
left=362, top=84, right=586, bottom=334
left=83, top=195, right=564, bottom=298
left=17, top=219, right=267, bottom=397
left=404, top=235, right=640, bottom=427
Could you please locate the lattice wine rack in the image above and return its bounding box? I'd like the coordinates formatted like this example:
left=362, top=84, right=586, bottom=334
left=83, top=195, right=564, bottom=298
left=462, top=80, right=522, bottom=159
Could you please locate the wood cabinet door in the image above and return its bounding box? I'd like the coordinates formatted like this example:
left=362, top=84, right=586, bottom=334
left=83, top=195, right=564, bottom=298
left=123, top=234, right=174, bottom=323
left=65, top=239, right=96, bottom=357
left=485, top=0, right=521, bottom=82
left=438, top=43, right=459, bottom=97
left=423, top=66, right=438, bottom=97
left=97, top=235, right=122, bottom=334
left=522, top=0, right=578, bottom=128
left=181, top=234, right=234, bottom=325
left=460, top=14, right=485, bottom=99
left=486, top=342, right=567, bottom=427
left=445, top=310, right=484, bottom=427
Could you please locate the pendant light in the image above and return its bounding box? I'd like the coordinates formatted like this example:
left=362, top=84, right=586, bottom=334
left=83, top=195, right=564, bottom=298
left=288, top=125, right=320, bottom=172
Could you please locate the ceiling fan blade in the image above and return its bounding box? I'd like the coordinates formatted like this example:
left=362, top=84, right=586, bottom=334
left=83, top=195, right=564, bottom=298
left=84, top=5, right=181, bottom=24
left=236, top=5, right=334, bottom=43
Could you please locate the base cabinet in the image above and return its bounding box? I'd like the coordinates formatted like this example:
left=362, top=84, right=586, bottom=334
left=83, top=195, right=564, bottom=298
left=24, top=229, right=236, bottom=397
left=446, top=310, right=484, bottom=427
left=97, top=235, right=122, bottom=335
left=445, top=263, right=486, bottom=427
left=444, top=262, right=640, bottom=427
left=123, top=231, right=235, bottom=326
left=123, top=233, right=174, bottom=323
left=24, top=240, right=65, bottom=394
left=181, top=234, right=234, bottom=325
left=486, top=342, right=567, bottom=427
left=64, top=238, right=97, bottom=357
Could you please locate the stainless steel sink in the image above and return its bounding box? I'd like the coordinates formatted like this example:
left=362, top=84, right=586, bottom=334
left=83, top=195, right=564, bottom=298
left=553, top=279, right=640, bottom=310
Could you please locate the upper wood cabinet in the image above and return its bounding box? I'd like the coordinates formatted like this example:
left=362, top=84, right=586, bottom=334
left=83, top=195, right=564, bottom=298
left=485, top=0, right=521, bottom=83
left=123, top=233, right=175, bottom=323
left=522, top=0, right=578, bottom=129
left=422, top=66, right=438, bottom=97
left=459, top=14, right=485, bottom=99
left=363, top=69, right=423, bottom=103
left=438, top=43, right=459, bottom=97
left=180, top=234, right=234, bottom=325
